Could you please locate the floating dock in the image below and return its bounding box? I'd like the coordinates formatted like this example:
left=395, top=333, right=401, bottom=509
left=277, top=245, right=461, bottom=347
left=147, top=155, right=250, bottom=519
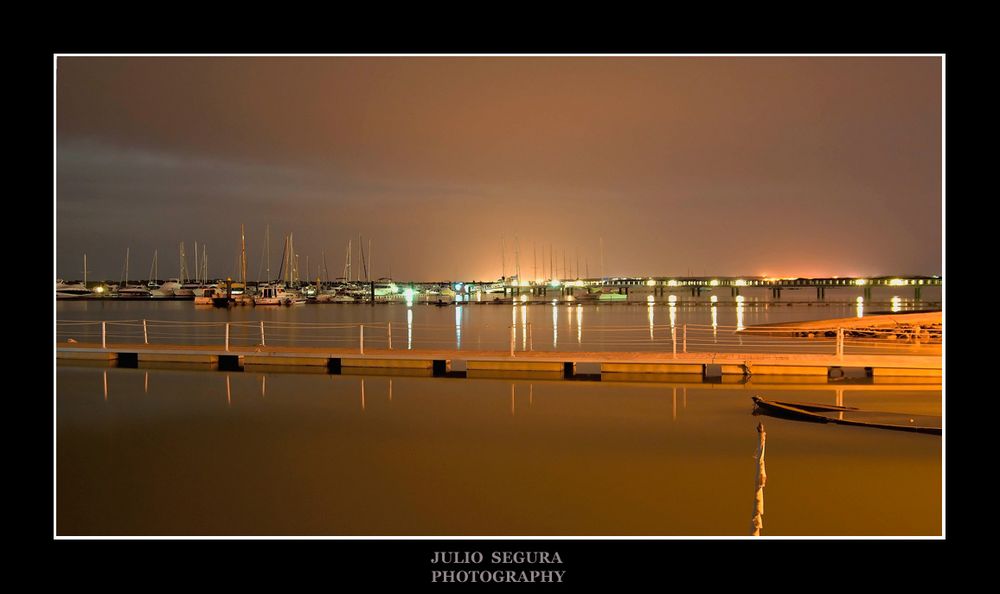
left=56, top=342, right=941, bottom=381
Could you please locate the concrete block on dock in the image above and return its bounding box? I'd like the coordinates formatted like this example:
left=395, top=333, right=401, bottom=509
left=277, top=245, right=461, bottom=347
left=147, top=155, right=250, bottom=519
left=748, top=364, right=829, bottom=376
left=244, top=355, right=329, bottom=367
left=466, top=369, right=565, bottom=381
left=871, top=367, right=942, bottom=378
left=601, top=372, right=704, bottom=384
left=138, top=353, right=218, bottom=364
left=467, top=360, right=565, bottom=372
left=57, top=350, right=118, bottom=361
left=601, top=362, right=703, bottom=374
left=341, top=367, right=433, bottom=377
left=342, top=358, right=436, bottom=369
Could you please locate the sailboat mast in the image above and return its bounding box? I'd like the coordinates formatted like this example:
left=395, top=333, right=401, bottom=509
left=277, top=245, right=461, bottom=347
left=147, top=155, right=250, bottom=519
left=125, top=247, right=129, bottom=286
left=368, top=239, right=372, bottom=282
left=501, top=235, right=506, bottom=280
left=344, top=240, right=351, bottom=281
left=265, top=225, right=270, bottom=283
left=600, top=237, right=605, bottom=279
left=194, top=241, right=198, bottom=285
left=240, top=224, right=247, bottom=286
left=83, top=253, right=88, bottom=286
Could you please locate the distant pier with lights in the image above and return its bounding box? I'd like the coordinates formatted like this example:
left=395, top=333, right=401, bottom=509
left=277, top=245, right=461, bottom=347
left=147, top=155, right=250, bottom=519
left=475, top=275, right=941, bottom=305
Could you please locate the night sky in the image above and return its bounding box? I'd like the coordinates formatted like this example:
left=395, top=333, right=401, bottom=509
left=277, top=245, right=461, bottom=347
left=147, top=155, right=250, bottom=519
left=56, top=56, right=942, bottom=282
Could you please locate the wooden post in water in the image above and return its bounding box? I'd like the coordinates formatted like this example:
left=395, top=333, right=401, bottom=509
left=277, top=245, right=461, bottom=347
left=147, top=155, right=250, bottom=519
left=751, top=422, right=767, bottom=536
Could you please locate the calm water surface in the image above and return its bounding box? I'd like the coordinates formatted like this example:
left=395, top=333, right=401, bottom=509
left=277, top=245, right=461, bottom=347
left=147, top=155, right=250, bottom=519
left=57, top=364, right=941, bottom=536
left=57, top=301, right=938, bottom=353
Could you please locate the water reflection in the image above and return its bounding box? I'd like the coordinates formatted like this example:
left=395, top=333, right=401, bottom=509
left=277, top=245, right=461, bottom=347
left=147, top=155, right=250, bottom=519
left=407, top=308, right=413, bottom=350
left=856, top=296, right=864, bottom=318
left=669, top=303, right=677, bottom=329
left=552, top=304, right=558, bottom=349
left=103, top=370, right=108, bottom=401
left=455, top=305, right=463, bottom=350
left=361, top=378, right=366, bottom=412
left=144, top=371, right=148, bottom=394
left=648, top=304, right=655, bottom=340
left=711, top=305, right=718, bottom=342
left=226, top=375, right=231, bottom=407
left=576, top=304, right=582, bottom=345
left=891, top=296, right=902, bottom=313
left=261, top=375, right=266, bottom=399
left=736, top=297, right=745, bottom=332
left=672, top=387, right=677, bottom=422
left=57, top=367, right=943, bottom=537
left=521, top=305, right=528, bottom=351
left=530, top=383, right=533, bottom=406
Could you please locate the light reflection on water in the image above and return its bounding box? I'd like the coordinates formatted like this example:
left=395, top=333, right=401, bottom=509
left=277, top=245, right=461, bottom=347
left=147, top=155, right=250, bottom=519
left=57, top=301, right=937, bottom=353
left=58, top=365, right=942, bottom=537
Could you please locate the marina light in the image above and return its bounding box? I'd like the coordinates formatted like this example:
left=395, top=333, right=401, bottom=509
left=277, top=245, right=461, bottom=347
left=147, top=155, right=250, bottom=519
left=94, top=286, right=105, bottom=293
left=668, top=295, right=677, bottom=303
left=736, top=295, right=744, bottom=303
left=646, top=278, right=656, bottom=286
left=667, top=280, right=679, bottom=287
left=735, top=279, right=747, bottom=286
left=856, top=296, right=864, bottom=303
left=520, top=294, right=528, bottom=303
left=710, top=295, right=718, bottom=303
left=855, top=279, right=867, bottom=286
left=551, top=299, right=558, bottom=305
left=550, top=279, right=561, bottom=287
left=647, top=295, right=654, bottom=303
left=709, top=279, right=719, bottom=287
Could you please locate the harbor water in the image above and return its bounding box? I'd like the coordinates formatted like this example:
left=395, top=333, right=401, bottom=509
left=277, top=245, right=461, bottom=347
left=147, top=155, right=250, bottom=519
left=56, top=365, right=941, bottom=536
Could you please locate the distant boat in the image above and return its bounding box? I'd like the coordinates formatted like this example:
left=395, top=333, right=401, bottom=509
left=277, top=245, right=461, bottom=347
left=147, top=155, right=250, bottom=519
left=116, top=284, right=152, bottom=298
left=151, top=278, right=182, bottom=298
left=193, top=286, right=221, bottom=305
left=56, top=279, right=92, bottom=299
left=255, top=283, right=297, bottom=306
left=751, top=396, right=941, bottom=435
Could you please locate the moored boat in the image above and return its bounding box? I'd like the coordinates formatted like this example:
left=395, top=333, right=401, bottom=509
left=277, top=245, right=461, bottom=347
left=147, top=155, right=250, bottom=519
left=751, top=396, right=941, bottom=435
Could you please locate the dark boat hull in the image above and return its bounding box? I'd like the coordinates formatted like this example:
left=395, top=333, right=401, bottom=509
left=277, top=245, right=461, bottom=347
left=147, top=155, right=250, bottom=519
left=751, top=396, right=941, bottom=435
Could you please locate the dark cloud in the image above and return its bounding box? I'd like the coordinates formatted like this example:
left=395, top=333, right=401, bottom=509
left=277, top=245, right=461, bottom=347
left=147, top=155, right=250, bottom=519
left=56, top=56, right=942, bottom=281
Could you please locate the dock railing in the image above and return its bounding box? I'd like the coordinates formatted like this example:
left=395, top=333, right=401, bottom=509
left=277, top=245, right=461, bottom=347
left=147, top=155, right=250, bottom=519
left=56, top=319, right=942, bottom=357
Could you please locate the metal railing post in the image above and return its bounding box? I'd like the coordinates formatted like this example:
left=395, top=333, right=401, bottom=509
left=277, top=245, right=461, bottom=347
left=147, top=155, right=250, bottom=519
left=143, top=319, right=148, bottom=345
left=360, top=324, right=365, bottom=355
left=510, top=325, right=516, bottom=357
left=387, top=322, right=392, bottom=350
left=683, top=324, right=687, bottom=353
left=101, top=321, right=107, bottom=349
left=260, top=321, right=266, bottom=347
left=225, top=322, right=230, bottom=352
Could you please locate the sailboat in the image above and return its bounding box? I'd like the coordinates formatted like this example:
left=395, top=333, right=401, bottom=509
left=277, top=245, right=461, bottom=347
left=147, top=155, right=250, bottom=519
left=117, top=247, right=151, bottom=298
left=56, top=254, right=94, bottom=299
